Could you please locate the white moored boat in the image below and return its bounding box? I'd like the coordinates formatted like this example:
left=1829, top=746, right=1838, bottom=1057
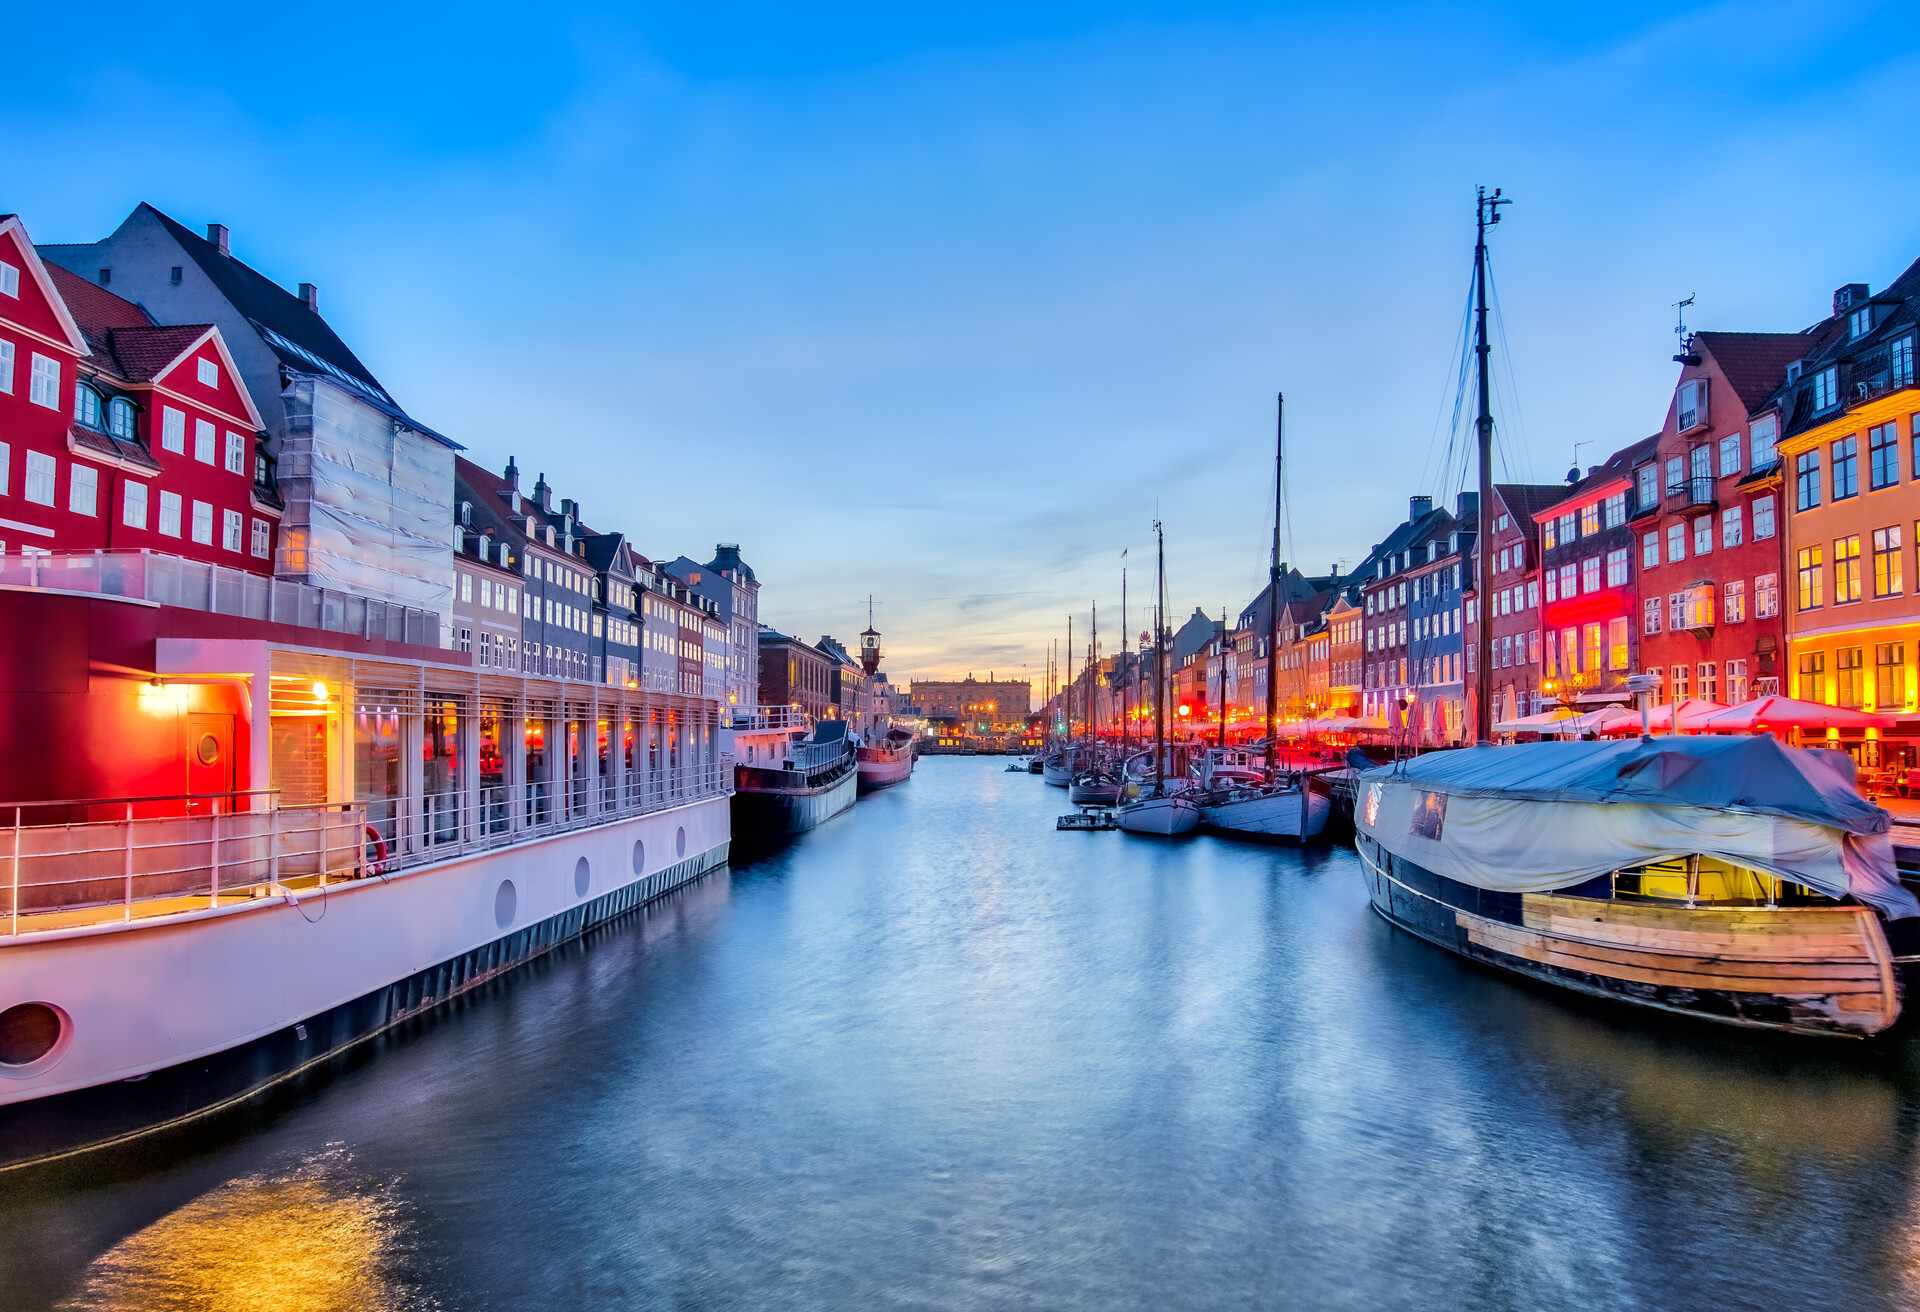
left=1115, top=792, right=1202, bottom=836
left=1199, top=781, right=1330, bottom=842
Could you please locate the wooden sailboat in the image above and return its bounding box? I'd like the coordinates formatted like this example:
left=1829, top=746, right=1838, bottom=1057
left=1197, top=394, right=1330, bottom=843
left=1118, top=520, right=1201, bottom=836
left=1353, top=187, right=1913, bottom=1038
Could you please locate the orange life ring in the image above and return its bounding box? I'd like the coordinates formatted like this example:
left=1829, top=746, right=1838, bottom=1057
left=363, top=824, right=389, bottom=876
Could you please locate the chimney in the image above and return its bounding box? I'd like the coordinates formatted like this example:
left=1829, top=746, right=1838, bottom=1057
left=534, top=472, right=552, bottom=513
left=1834, top=283, right=1870, bottom=317
left=503, top=456, right=519, bottom=490
left=299, top=282, right=319, bottom=312
left=1408, top=495, right=1433, bottom=521
left=207, top=223, right=230, bottom=257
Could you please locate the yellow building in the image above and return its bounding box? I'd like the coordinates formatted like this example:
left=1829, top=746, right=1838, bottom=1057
left=1775, top=271, right=1920, bottom=762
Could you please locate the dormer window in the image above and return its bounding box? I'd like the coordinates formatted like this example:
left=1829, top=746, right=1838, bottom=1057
left=107, top=397, right=135, bottom=440
left=459, top=500, right=472, bottom=527
left=545, top=526, right=556, bottom=547
left=1813, top=366, right=1838, bottom=413
left=1786, top=360, right=1803, bottom=386
left=1676, top=378, right=1709, bottom=431
left=1849, top=306, right=1873, bottom=339
left=74, top=384, right=103, bottom=430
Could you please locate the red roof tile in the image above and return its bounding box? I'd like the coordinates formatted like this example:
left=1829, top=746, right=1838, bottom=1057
left=1693, top=331, right=1811, bottom=417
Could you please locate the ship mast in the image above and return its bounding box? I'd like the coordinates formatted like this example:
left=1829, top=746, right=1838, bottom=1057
left=1218, top=607, right=1228, bottom=751
left=1153, top=519, right=1167, bottom=799
left=1090, top=601, right=1099, bottom=750
left=1473, top=185, right=1508, bottom=745
left=1120, top=552, right=1129, bottom=755
left=1266, top=393, right=1282, bottom=772
left=1066, top=614, right=1074, bottom=747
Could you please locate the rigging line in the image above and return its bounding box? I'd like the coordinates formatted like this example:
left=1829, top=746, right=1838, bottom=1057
left=1416, top=259, right=1477, bottom=506
left=1485, top=249, right=1536, bottom=485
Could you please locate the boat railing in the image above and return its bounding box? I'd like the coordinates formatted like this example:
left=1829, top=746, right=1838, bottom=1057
left=2, top=759, right=735, bottom=937
left=732, top=705, right=808, bottom=732
left=1, top=794, right=365, bottom=935
left=0, top=549, right=442, bottom=648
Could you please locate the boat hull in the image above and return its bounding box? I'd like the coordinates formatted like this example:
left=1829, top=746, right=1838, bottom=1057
left=1355, top=834, right=1901, bottom=1039
left=857, top=748, right=915, bottom=793
left=0, top=799, right=730, bottom=1173
left=1200, top=788, right=1330, bottom=842
left=731, top=764, right=858, bottom=839
left=1067, top=779, right=1123, bottom=807
left=1042, top=761, right=1073, bottom=788
left=1116, top=795, right=1201, bottom=836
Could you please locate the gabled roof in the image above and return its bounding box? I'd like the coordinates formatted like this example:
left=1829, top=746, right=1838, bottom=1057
left=1693, top=331, right=1811, bottom=417
left=0, top=216, right=88, bottom=354
left=1540, top=435, right=1658, bottom=514
left=1772, top=255, right=1920, bottom=439
left=1492, top=483, right=1570, bottom=541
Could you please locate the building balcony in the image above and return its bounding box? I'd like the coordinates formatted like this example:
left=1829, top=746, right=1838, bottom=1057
left=1665, top=476, right=1716, bottom=508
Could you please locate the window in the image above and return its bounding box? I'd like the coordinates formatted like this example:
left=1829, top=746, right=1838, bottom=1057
left=1606, top=548, right=1628, bottom=587
left=1636, top=464, right=1658, bottom=509
left=193, top=418, right=215, bottom=465
left=1870, top=422, right=1900, bottom=490
left=24, top=450, right=55, bottom=506
left=222, top=508, right=243, bottom=552
left=1580, top=504, right=1601, bottom=538
left=74, top=385, right=102, bottom=429
left=1608, top=617, right=1629, bottom=670
left=68, top=463, right=96, bottom=516
left=1545, top=571, right=1558, bottom=602
left=1723, top=578, right=1746, bottom=624
left=1814, top=366, right=1837, bottom=412
left=161, top=407, right=185, bottom=454
left=1727, top=659, right=1749, bottom=705
left=1603, top=492, right=1626, bottom=528
left=1693, top=516, right=1713, bottom=556
left=1874, top=526, right=1903, bottom=597
left=1834, top=535, right=1861, bottom=603
left=1557, top=514, right=1575, bottom=545
left=1642, top=530, right=1659, bottom=569
left=1851, top=306, right=1873, bottom=339
left=0, top=339, right=12, bottom=394
left=1690, top=444, right=1712, bottom=485
left=224, top=431, right=246, bottom=475
left=1796, top=546, right=1824, bottom=610
left=1798, top=650, right=1825, bottom=701
left=108, top=397, right=134, bottom=440
left=0, top=260, right=16, bottom=296
left=1756, top=572, right=1779, bottom=619
left=1669, top=664, right=1690, bottom=701
left=1677, top=378, right=1708, bottom=430
left=197, top=357, right=218, bottom=388
left=1559, top=563, right=1577, bottom=597
left=1666, top=521, right=1686, bottom=564
left=190, top=499, right=213, bottom=545
left=1643, top=596, right=1662, bottom=635
left=1749, top=415, right=1778, bottom=470
left=1795, top=449, right=1821, bottom=510
left=1581, top=556, right=1600, bottom=593
left=1876, top=644, right=1906, bottom=710
left=1836, top=647, right=1864, bottom=709
left=123, top=480, right=147, bottom=529
left=29, top=353, right=60, bottom=409
left=159, top=491, right=181, bottom=537
left=1583, top=623, right=1602, bottom=675
left=1895, top=336, right=1915, bottom=389
left=1718, top=433, right=1741, bottom=477
left=1753, top=495, right=1775, bottom=540
left=1721, top=505, right=1742, bottom=549
left=1665, top=455, right=1685, bottom=494
left=1544, top=629, right=1559, bottom=677
left=1831, top=435, right=1858, bottom=500
left=1698, top=661, right=1718, bottom=702
left=251, top=517, right=271, bottom=558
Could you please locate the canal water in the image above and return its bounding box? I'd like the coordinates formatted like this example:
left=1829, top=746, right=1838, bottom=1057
left=8, top=756, right=1920, bottom=1310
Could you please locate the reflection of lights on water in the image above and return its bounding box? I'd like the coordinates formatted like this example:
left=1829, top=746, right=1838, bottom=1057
left=56, top=1146, right=426, bottom=1312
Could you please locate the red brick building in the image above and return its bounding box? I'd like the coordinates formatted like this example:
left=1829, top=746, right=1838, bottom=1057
left=1464, top=483, right=1566, bottom=727
left=0, top=215, right=275, bottom=568
left=1537, top=438, right=1658, bottom=707
left=1632, top=331, right=1806, bottom=704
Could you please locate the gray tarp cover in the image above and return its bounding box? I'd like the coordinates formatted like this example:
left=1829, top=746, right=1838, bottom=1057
left=1356, top=737, right=1917, bottom=919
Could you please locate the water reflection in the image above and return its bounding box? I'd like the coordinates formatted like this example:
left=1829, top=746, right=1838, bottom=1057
left=53, top=1146, right=430, bottom=1311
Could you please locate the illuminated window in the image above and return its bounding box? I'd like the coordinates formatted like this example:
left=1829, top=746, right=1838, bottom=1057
left=1580, top=504, right=1600, bottom=537
left=1874, top=526, right=1903, bottom=598
left=1834, top=535, right=1861, bottom=604
left=1836, top=647, right=1864, bottom=709
left=1796, top=546, right=1824, bottom=610
left=1723, top=579, right=1746, bottom=624
left=1875, top=644, right=1905, bottom=709
left=1608, top=618, right=1628, bottom=670
left=1755, top=572, right=1779, bottom=619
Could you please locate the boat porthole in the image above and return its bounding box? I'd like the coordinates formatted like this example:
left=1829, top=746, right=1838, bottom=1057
left=675, top=826, right=686, bottom=859
left=574, top=856, right=591, bottom=898
left=0, top=1002, right=67, bottom=1069
left=195, top=734, right=221, bottom=766
left=494, top=879, right=517, bottom=929
left=631, top=839, right=646, bottom=875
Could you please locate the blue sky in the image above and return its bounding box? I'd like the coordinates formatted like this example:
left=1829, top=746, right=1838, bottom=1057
left=6, top=2, right=1919, bottom=685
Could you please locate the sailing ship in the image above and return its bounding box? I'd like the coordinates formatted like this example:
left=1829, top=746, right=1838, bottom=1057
left=1118, top=520, right=1200, bottom=836
left=1195, top=395, right=1330, bottom=844
left=1353, top=186, right=1918, bottom=1037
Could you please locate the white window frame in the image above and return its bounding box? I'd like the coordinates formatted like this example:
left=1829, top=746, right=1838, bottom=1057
left=224, top=431, right=246, bottom=475
left=158, top=490, right=182, bottom=537
left=28, top=353, right=60, bottom=410
left=193, top=417, right=215, bottom=465
left=251, top=517, right=270, bottom=558
left=24, top=450, right=56, bottom=506
left=222, top=508, right=243, bottom=552
left=197, top=357, right=219, bottom=388
left=0, top=260, right=18, bottom=297
left=68, top=463, right=97, bottom=516
left=161, top=407, right=186, bottom=454
left=0, top=339, right=13, bottom=395
left=0, top=440, right=8, bottom=496
left=123, top=480, right=148, bottom=529
left=190, top=499, right=213, bottom=545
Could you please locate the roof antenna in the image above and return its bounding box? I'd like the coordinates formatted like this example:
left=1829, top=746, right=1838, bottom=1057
left=1565, top=440, right=1591, bottom=485
left=1671, top=293, right=1699, bottom=364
